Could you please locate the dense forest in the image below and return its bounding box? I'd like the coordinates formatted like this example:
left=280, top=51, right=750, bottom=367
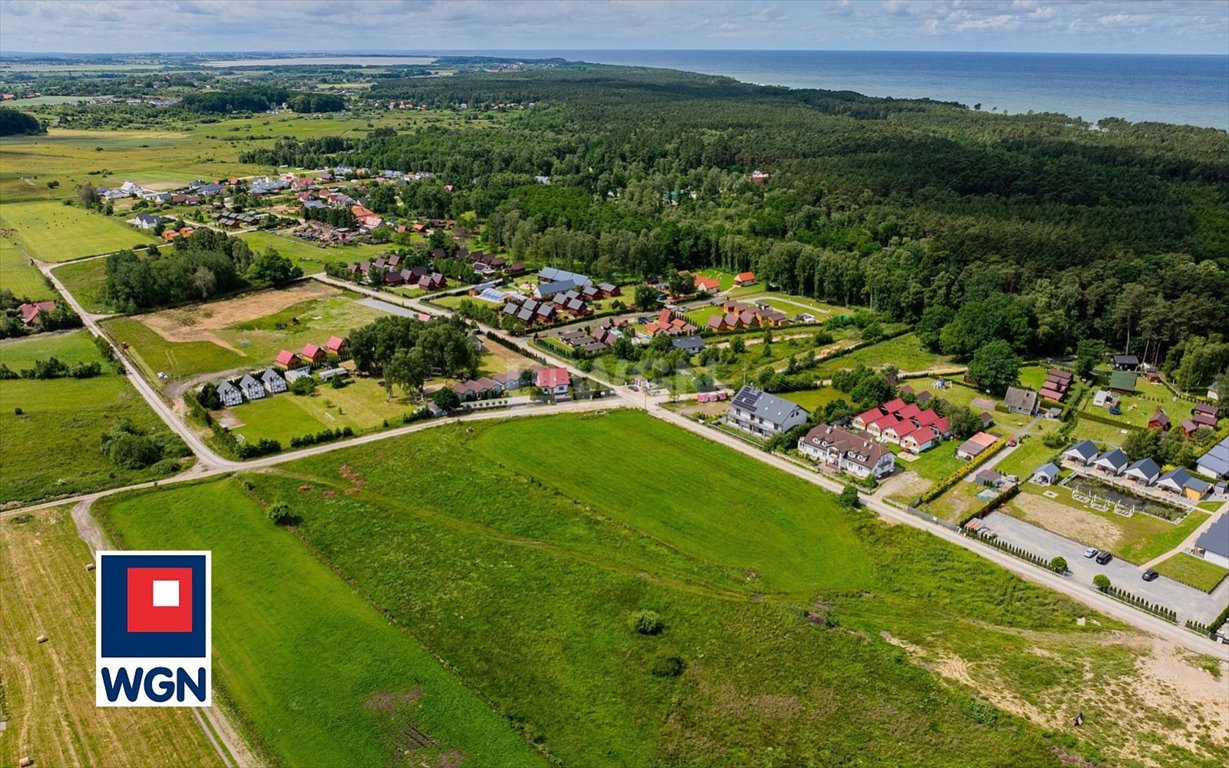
left=0, top=106, right=43, bottom=135
left=244, top=66, right=1228, bottom=387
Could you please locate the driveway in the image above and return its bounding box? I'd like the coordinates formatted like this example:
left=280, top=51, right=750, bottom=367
left=983, top=511, right=1226, bottom=625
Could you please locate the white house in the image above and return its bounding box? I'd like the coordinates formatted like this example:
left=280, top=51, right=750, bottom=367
left=261, top=368, right=287, bottom=394
left=1122, top=458, right=1160, bottom=486
left=1092, top=448, right=1129, bottom=475
left=239, top=374, right=266, bottom=401
left=1194, top=514, right=1229, bottom=569
left=798, top=425, right=895, bottom=480
left=1062, top=440, right=1099, bottom=465
left=727, top=385, right=809, bottom=438
left=217, top=381, right=243, bottom=407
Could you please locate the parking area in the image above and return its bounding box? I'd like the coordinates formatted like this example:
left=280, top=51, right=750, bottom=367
left=982, top=510, right=1225, bottom=624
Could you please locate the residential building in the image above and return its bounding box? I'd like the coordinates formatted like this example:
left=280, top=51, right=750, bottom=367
left=17, top=300, right=56, bottom=325
left=325, top=336, right=347, bottom=356
left=726, top=386, right=808, bottom=438
left=301, top=344, right=326, bottom=365
left=1092, top=448, right=1129, bottom=475
left=536, top=367, right=571, bottom=396
left=1196, top=436, right=1229, bottom=480
left=1031, top=463, right=1060, bottom=485
left=1108, top=370, right=1137, bottom=393
left=261, top=368, right=287, bottom=394
left=1004, top=386, right=1039, bottom=416
left=239, top=374, right=266, bottom=401
left=733, top=271, right=756, bottom=287
left=275, top=349, right=299, bottom=368
left=1146, top=408, right=1170, bottom=431
left=1194, top=514, right=1229, bottom=569
left=797, top=425, right=895, bottom=479
left=1061, top=440, right=1099, bottom=465
left=1110, top=354, right=1140, bottom=371
left=1122, top=458, right=1160, bottom=486
left=694, top=275, right=720, bottom=294
left=956, top=432, right=998, bottom=460
left=672, top=336, right=705, bottom=355
left=217, top=381, right=243, bottom=407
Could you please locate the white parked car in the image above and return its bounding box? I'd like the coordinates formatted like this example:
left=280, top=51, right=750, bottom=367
left=1083, top=547, right=1099, bottom=559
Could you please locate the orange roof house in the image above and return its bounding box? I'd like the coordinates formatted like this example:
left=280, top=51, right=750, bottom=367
left=734, top=271, right=756, bottom=287
left=694, top=275, right=720, bottom=294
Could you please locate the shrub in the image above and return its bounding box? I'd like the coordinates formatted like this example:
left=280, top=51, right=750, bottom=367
left=289, top=376, right=316, bottom=395
left=267, top=502, right=293, bottom=525
left=963, top=698, right=998, bottom=725
left=838, top=485, right=861, bottom=509
left=13, top=406, right=22, bottom=415
left=1093, top=574, right=1111, bottom=591
left=150, top=458, right=180, bottom=476
left=628, top=610, right=664, bottom=636
left=650, top=655, right=686, bottom=678
left=1050, top=556, right=1068, bottom=573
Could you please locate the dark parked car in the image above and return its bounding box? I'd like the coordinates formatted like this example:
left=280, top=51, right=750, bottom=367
left=1096, top=551, right=1113, bottom=565
left=1142, top=569, right=1159, bottom=582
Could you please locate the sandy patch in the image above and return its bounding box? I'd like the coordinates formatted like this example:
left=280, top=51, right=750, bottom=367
left=1008, top=492, right=1122, bottom=550
left=478, top=338, right=539, bottom=376
left=139, top=282, right=338, bottom=344
left=1130, top=638, right=1229, bottom=752
left=881, top=470, right=931, bottom=502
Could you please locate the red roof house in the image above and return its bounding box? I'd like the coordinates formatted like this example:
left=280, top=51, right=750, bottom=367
left=301, top=344, right=326, bottom=364
left=734, top=271, right=756, bottom=287
left=325, top=336, right=347, bottom=355
left=694, top=275, right=720, bottom=294
left=18, top=300, right=56, bottom=325
left=275, top=349, right=299, bottom=367
left=536, top=367, right=571, bottom=394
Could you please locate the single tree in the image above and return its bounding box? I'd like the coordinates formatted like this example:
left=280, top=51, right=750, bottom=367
left=967, top=340, right=1021, bottom=396
left=634, top=284, right=660, bottom=310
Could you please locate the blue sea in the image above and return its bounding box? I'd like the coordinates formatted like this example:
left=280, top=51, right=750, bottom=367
left=436, top=49, right=1229, bottom=130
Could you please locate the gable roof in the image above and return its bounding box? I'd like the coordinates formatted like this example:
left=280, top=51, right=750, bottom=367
left=1108, top=370, right=1137, bottom=391
left=1196, top=514, right=1229, bottom=559
left=1093, top=448, right=1129, bottom=472
left=732, top=385, right=808, bottom=427
left=536, top=367, right=570, bottom=389
left=1034, top=462, right=1060, bottom=480
left=1196, top=437, right=1229, bottom=478
left=1004, top=386, right=1038, bottom=412
left=1123, top=457, right=1161, bottom=480
left=1063, top=440, right=1099, bottom=462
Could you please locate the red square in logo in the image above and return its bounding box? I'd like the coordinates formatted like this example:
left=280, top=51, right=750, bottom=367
left=127, top=567, right=193, bottom=633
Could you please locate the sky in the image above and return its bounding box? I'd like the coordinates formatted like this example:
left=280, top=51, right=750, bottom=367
left=1, top=0, right=1227, bottom=56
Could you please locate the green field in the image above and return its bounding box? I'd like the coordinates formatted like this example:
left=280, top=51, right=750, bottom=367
left=0, top=330, right=189, bottom=504
left=0, top=200, right=158, bottom=261
left=991, top=425, right=1063, bottom=479
left=52, top=255, right=109, bottom=313
left=814, top=333, right=955, bottom=378
left=0, top=235, right=55, bottom=300
left=103, top=316, right=247, bottom=384
left=779, top=385, right=848, bottom=411
left=0, top=506, right=221, bottom=768
left=1152, top=553, right=1229, bottom=593
left=229, top=378, right=406, bottom=444
left=1080, top=378, right=1205, bottom=430
left=96, top=479, right=542, bottom=768
left=900, top=439, right=966, bottom=483
left=239, top=230, right=389, bottom=273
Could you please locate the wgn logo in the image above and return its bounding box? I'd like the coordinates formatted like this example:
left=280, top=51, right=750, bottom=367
left=96, top=551, right=211, bottom=707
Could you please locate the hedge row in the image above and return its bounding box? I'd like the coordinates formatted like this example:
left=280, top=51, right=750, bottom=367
left=921, top=437, right=1008, bottom=504
left=959, top=483, right=1020, bottom=527
left=1100, top=585, right=1177, bottom=623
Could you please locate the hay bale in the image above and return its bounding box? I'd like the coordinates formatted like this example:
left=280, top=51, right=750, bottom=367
left=85, top=563, right=96, bottom=572
left=36, top=634, right=48, bottom=644
left=20, top=756, right=33, bottom=767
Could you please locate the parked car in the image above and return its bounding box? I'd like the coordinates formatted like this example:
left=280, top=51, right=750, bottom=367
left=1142, top=569, right=1159, bottom=582
left=1083, top=547, right=1099, bottom=558
left=1096, top=551, right=1113, bottom=565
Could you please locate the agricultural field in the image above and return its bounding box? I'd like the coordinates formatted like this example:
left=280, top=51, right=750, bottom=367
left=224, top=410, right=1227, bottom=768
left=1003, top=485, right=1210, bottom=564
left=102, top=283, right=385, bottom=385
left=96, top=478, right=542, bottom=768
left=0, top=506, right=222, bottom=768
left=238, top=229, right=389, bottom=273
left=0, top=329, right=189, bottom=505
left=0, top=235, right=55, bottom=300
left=52, top=256, right=109, bottom=313
left=1152, top=553, right=1229, bottom=593
left=0, top=200, right=157, bottom=262
left=813, top=333, right=956, bottom=379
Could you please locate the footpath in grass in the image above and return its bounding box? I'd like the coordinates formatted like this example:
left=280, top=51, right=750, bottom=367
left=0, top=330, right=190, bottom=504
left=0, top=506, right=219, bottom=768
left=96, top=478, right=544, bottom=768
left=1152, top=553, right=1229, bottom=593
left=244, top=411, right=1205, bottom=768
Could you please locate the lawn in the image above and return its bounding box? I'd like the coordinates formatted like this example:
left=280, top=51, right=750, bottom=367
left=0, top=331, right=191, bottom=504
left=0, top=507, right=220, bottom=768
left=1004, top=486, right=1210, bottom=564
left=780, top=385, right=849, bottom=412
left=0, top=200, right=158, bottom=262
left=1080, top=378, right=1202, bottom=430
left=52, top=256, right=109, bottom=313
left=814, top=333, right=955, bottom=378
left=1152, top=553, right=1229, bottom=593
left=0, top=235, right=55, bottom=300
left=899, top=439, right=965, bottom=483
left=992, top=425, right=1064, bottom=479
left=1070, top=415, right=1134, bottom=448
left=238, top=229, right=388, bottom=273
left=95, top=478, right=542, bottom=768
left=229, top=378, right=406, bottom=444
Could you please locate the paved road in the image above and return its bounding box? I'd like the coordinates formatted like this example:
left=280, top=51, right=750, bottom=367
left=983, top=511, right=1224, bottom=625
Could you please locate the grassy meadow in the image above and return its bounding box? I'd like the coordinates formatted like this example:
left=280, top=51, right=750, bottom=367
left=185, top=409, right=1226, bottom=768
left=238, top=229, right=389, bottom=273
left=0, top=506, right=221, bottom=768
left=95, top=478, right=544, bottom=768
left=51, top=255, right=110, bottom=313
left=0, top=330, right=189, bottom=504
left=0, top=235, right=55, bottom=300
left=0, top=200, right=158, bottom=262
left=1152, top=553, right=1229, bottom=593
left=813, top=333, right=956, bottom=378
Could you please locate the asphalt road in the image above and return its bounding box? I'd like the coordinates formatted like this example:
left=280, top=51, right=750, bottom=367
left=984, top=510, right=1225, bottom=624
